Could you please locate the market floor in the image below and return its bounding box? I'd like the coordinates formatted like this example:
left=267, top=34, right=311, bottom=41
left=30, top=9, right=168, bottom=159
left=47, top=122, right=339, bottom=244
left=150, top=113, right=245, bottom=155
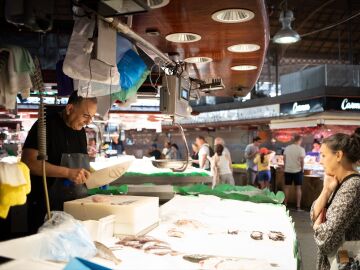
left=290, top=210, right=317, bottom=270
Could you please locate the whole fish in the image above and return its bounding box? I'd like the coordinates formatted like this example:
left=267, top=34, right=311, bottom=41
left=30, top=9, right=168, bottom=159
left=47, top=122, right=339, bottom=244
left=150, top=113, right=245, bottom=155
left=94, top=241, right=122, bottom=265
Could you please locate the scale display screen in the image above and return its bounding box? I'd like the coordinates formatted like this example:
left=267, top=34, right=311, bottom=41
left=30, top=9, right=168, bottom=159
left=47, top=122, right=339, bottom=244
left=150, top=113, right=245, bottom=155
left=180, top=88, right=189, bottom=101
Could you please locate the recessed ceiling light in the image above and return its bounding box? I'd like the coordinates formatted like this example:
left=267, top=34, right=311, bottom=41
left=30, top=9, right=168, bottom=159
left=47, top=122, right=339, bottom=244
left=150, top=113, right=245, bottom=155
left=148, top=0, right=170, bottom=9
left=227, top=44, right=260, bottom=53
left=184, top=57, right=213, bottom=64
left=211, top=9, right=255, bottom=23
left=165, top=33, right=201, bottom=43
left=231, top=65, right=257, bottom=71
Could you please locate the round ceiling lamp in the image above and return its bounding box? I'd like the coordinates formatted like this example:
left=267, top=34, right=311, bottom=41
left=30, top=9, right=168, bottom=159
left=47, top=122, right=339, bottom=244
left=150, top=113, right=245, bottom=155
left=231, top=65, right=257, bottom=71
left=211, top=9, right=255, bottom=23
left=148, top=0, right=170, bottom=9
left=184, top=57, right=213, bottom=64
left=165, top=33, right=201, bottom=43
left=273, top=10, right=301, bottom=44
left=227, top=44, right=260, bottom=53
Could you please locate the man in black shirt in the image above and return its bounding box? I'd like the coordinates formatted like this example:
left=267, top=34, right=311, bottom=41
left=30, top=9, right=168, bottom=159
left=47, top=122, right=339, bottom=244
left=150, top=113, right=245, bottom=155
left=148, top=143, right=161, bottom=160
left=21, top=91, right=97, bottom=233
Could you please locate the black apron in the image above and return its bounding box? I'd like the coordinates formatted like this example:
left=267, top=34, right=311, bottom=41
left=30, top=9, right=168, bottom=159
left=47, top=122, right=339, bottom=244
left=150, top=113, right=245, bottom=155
left=49, top=152, right=90, bottom=211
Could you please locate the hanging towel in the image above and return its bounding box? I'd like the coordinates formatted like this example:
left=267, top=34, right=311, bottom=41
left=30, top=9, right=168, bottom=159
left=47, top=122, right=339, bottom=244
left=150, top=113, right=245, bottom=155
left=0, top=161, right=27, bottom=187
left=0, top=161, right=31, bottom=219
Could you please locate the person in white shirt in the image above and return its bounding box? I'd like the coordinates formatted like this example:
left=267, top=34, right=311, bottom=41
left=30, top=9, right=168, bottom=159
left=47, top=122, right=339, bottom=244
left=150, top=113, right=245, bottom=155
left=214, top=137, right=232, bottom=172
left=211, top=144, right=234, bottom=188
left=283, top=134, right=306, bottom=211
left=162, top=141, right=171, bottom=159
left=196, top=136, right=211, bottom=170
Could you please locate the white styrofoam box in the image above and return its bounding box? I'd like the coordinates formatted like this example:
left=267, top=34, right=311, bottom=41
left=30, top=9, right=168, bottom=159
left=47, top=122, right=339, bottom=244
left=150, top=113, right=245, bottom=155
left=82, top=215, right=115, bottom=243
left=64, top=195, right=159, bottom=236
left=86, top=156, right=135, bottom=189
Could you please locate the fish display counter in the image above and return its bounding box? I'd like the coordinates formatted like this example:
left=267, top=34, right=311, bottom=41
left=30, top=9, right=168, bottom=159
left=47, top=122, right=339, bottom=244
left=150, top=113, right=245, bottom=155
left=111, top=158, right=212, bottom=186
left=0, top=194, right=298, bottom=270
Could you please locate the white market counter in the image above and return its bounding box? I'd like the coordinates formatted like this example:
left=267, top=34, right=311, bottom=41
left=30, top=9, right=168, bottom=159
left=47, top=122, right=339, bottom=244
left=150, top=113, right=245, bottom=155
left=0, top=195, right=298, bottom=270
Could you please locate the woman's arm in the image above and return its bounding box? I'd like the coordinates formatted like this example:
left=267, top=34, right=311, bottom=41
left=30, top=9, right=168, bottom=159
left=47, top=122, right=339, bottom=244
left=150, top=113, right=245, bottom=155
left=313, top=177, right=360, bottom=255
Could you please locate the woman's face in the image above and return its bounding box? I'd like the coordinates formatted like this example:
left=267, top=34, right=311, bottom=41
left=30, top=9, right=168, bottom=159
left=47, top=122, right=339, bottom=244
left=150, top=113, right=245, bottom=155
left=319, top=143, right=342, bottom=176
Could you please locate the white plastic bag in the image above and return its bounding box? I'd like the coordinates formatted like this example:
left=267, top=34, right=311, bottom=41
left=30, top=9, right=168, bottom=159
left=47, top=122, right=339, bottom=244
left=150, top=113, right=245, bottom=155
left=76, top=79, right=121, bottom=98
left=63, top=16, right=120, bottom=84
left=38, top=211, right=97, bottom=262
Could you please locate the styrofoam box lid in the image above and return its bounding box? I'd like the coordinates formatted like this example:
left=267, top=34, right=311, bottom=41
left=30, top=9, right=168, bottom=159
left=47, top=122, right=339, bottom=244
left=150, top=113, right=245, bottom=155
left=64, top=195, right=159, bottom=207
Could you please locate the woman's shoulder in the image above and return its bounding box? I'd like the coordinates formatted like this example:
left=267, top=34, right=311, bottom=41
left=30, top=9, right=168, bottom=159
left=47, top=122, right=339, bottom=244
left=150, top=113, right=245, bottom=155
left=341, top=174, right=360, bottom=190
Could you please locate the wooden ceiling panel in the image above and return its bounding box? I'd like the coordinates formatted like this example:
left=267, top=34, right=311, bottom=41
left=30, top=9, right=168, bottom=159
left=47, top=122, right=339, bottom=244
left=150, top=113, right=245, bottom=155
left=132, top=0, right=269, bottom=96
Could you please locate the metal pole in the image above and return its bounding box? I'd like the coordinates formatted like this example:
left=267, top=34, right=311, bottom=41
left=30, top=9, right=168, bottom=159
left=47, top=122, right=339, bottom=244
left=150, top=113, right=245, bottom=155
left=103, top=17, right=174, bottom=66
left=275, top=47, right=279, bottom=96
left=347, top=0, right=353, bottom=64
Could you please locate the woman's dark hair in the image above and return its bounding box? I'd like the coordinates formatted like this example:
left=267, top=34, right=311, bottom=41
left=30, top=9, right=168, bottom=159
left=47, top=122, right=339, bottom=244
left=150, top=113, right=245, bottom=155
left=322, top=129, right=360, bottom=163
left=171, top=143, right=179, bottom=150
left=260, top=153, right=265, bottom=163
left=215, top=144, right=224, bottom=156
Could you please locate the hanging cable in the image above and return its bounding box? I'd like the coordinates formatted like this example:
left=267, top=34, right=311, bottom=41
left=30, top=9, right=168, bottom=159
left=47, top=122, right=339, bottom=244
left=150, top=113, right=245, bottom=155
left=33, top=57, right=51, bottom=220
left=300, top=10, right=360, bottom=37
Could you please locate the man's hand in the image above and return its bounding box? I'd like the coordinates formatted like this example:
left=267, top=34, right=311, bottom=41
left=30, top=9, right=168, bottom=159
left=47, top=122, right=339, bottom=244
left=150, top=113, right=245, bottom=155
left=67, top=168, right=91, bottom=185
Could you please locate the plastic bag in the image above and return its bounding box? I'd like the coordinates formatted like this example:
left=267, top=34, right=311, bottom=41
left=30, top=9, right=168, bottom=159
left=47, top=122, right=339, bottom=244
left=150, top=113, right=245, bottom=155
left=38, top=211, right=97, bottom=262
left=76, top=79, right=121, bottom=98
left=112, top=49, right=149, bottom=101
left=63, top=17, right=120, bottom=84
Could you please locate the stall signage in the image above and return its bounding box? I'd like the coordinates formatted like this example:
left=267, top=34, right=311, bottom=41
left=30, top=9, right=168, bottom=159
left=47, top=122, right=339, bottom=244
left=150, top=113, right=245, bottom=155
left=341, top=98, right=360, bottom=110
left=280, top=98, right=325, bottom=115
left=325, top=97, right=360, bottom=112
left=292, top=102, right=310, bottom=113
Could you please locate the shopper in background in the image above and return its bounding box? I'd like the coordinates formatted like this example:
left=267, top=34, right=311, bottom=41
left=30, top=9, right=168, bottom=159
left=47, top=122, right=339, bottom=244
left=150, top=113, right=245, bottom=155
left=283, top=134, right=306, bottom=211
left=170, top=143, right=182, bottom=160
left=191, top=143, right=199, bottom=168
left=312, top=139, right=321, bottom=152
left=162, top=141, right=171, bottom=159
left=148, top=143, right=162, bottom=160
left=211, top=144, right=234, bottom=187
left=214, top=137, right=232, bottom=172
left=87, top=138, right=97, bottom=161
left=196, top=136, right=211, bottom=170
left=244, top=136, right=261, bottom=186
left=254, top=147, right=274, bottom=189
left=110, top=132, right=125, bottom=155
left=310, top=129, right=360, bottom=270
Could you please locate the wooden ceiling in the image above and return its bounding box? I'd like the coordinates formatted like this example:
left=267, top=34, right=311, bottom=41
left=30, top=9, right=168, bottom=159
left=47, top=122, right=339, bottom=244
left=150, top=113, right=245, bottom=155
left=131, top=0, right=269, bottom=97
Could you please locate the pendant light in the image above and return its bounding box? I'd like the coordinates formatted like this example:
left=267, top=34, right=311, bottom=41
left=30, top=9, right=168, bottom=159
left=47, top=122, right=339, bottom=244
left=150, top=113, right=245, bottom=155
left=273, top=2, right=300, bottom=44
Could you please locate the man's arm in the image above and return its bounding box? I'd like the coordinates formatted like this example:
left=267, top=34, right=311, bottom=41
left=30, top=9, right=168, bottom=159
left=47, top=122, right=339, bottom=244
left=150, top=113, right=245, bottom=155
left=21, top=148, right=90, bottom=184
left=300, top=157, right=304, bottom=171
left=199, top=154, right=207, bottom=169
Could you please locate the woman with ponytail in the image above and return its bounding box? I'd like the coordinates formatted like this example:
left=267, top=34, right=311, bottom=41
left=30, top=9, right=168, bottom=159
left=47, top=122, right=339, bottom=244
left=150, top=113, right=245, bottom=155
left=311, top=128, right=360, bottom=270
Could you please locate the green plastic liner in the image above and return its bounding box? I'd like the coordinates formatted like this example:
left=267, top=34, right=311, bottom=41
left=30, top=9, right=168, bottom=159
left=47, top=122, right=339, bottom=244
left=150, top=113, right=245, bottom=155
left=124, top=171, right=210, bottom=177
left=87, top=185, right=128, bottom=195
left=173, top=184, right=285, bottom=204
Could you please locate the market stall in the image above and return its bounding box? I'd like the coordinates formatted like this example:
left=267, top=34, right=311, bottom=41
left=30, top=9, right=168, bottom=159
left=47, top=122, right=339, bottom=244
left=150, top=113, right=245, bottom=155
left=0, top=191, right=298, bottom=270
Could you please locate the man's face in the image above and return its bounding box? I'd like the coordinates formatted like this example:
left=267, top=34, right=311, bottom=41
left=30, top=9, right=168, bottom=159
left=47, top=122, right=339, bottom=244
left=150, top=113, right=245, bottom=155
left=196, top=138, right=203, bottom=146
left=214, top=138, right=221, bottom=146
left=254, top=140, right=261, bottom=147
left=66, top=100, right=97, bottom=131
